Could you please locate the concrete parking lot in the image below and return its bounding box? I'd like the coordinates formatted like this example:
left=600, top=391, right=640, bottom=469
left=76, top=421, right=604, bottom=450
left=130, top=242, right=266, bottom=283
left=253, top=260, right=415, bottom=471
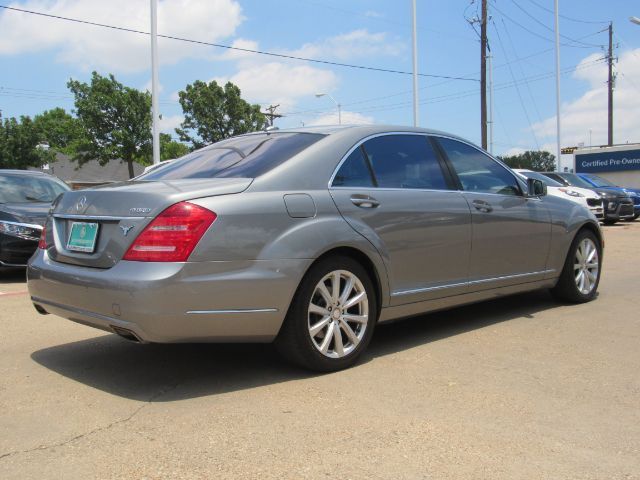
left=1, top=223, right=639, bottom=479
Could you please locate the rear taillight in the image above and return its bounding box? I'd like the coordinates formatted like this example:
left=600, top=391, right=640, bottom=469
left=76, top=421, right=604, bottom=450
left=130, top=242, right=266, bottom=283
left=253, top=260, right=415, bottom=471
left=123, top=202, right=217, bottom=262
left=38, top=226, right=47, bottom=249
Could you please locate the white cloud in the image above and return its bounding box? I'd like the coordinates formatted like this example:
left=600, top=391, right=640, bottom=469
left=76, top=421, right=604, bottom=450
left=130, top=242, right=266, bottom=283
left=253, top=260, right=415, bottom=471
left=0, top=0, right=243, bottom=73
left=159, top=114, right=183, bottom=134
left=502, top=147, right=526, bottom=157
left=290, top=29, right=404, bottom=61
left=214, top=62, right=338, bottom=112
left=531, top=50, right=640, bottom=149
left=364, top=10, right=384, bottom=19
left=209, top=29, right=403, bottom=123
left=307, top=111, right=375, bottom=126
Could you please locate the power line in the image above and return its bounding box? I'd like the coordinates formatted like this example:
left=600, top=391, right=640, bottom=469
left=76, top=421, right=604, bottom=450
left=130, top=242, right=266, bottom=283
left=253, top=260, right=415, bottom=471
left=491, top=3, right=603, bottom=49
left=508, top=0, right=605, bottom=48
left=0, top=4, right=478, bottom=82
left=524, top=0, right=609, bottom=25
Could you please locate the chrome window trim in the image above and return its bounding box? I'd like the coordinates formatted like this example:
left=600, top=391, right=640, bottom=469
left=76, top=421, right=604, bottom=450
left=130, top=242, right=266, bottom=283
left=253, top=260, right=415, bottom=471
left=391, top=269, right=556, bottom=297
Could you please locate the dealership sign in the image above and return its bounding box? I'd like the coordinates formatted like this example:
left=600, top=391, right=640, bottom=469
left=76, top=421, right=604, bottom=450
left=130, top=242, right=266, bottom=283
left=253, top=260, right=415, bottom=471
left=575, top=149, right=640, bottom=173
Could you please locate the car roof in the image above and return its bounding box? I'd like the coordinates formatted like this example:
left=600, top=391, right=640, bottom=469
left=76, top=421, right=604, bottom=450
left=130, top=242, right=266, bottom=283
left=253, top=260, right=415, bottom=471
left=235, top=124, right=471, bottom=142
left=0, top=169, right=51, bottom=176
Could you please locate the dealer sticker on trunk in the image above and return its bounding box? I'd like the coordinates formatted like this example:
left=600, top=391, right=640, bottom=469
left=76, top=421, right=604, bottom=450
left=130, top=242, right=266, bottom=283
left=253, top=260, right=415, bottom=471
left=67, top=222, right=99, bottom=253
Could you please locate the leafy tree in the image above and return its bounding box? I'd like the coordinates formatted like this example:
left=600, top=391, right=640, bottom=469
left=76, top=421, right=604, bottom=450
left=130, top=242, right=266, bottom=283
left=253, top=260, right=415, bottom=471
left=499, top=150, right=556, bottom=172
left=160, top=133, right=189, bottom=161
left=176, top=80, right=267, bottom=149
left=0, top=116, right=54, bottom=169
left=32, top=107, right=83, bottom=155
left=67, top=72, right=152, bottom=178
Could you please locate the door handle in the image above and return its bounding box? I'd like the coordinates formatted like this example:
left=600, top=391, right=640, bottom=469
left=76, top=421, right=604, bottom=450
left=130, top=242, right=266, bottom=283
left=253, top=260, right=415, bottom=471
left=472, top=199, right=493, bottom=213
left=350, top=195, right=380, bottom=208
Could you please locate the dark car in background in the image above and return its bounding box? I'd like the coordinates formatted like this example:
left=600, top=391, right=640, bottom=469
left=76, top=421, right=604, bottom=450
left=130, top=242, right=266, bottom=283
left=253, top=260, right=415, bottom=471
left=542, top=172, right=635, bottom=224
left=0, top=170, right=70, bottom=267
left=577, top=173, right=640, bottom=220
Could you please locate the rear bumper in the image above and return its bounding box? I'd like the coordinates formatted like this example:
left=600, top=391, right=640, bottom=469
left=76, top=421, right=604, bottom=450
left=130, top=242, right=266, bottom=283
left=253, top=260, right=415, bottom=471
left=27, top=250, right=310, bottom=343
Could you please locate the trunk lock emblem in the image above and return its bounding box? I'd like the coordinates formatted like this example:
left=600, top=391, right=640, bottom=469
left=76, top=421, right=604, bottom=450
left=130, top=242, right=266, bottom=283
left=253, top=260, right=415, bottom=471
left=120, top=225, right=135, bottom=236
left=75, top=196, right=87, bottom=212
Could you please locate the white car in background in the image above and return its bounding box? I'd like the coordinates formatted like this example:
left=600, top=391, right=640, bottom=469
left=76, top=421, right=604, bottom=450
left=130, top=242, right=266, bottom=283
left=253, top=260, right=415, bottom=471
left=514, top=169, right=604, bottom=220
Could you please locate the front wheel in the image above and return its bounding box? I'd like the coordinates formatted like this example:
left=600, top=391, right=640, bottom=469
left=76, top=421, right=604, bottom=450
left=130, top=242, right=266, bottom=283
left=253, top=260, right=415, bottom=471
left=550, top=229, right=602, bottom=303
left=275, top=256, right=377, bottom=372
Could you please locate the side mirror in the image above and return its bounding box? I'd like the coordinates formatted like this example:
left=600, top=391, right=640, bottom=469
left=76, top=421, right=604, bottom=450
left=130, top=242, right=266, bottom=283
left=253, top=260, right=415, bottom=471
left=527, top=178, right=547, bottom=197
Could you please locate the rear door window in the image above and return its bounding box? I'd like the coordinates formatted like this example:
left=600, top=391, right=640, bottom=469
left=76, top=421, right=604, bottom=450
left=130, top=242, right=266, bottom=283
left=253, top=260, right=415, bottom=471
left=332, top=147, right=376, bottom=187
left=141, top=132, right=325, bottom=180
left=360, top=134, right=449, bottom=190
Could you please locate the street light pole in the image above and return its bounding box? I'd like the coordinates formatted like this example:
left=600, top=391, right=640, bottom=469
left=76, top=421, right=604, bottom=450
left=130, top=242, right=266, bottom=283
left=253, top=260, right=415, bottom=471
left=150, top=0, right=160, bottom=165
left=630, top=16, right=640, bottom=25
left=411, top=0, right=419, bottom=127
left=315, top=93, right=341, bottom=125
left=554, top=0, right=562, bottom=172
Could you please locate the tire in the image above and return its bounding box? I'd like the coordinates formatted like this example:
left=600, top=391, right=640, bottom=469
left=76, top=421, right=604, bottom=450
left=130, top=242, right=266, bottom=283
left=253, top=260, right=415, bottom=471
left=550, top=229, right=602, bottom=303
left=275, top=255, right=378, bottom=372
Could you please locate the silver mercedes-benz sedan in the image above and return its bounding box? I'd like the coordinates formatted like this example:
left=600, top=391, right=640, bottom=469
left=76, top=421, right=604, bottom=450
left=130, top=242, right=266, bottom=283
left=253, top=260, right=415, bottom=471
left=28, top=125, right=602, bottom=371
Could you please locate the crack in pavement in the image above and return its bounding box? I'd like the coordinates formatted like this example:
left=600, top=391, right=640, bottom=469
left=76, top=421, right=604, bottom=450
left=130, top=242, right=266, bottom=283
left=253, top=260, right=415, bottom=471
left=0, top=381, right=182, bottom=461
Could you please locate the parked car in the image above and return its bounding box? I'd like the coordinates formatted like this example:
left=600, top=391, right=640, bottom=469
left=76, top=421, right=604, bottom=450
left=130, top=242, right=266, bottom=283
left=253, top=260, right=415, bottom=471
left=0, top=170, right=70, bottom=268
left=576, top=173, right=640, bottom=220
left=27, top=126, right=602, bottom=371
left=542, top=172, right=635, bottom=224
left=513, top=169, right=603, bottom=220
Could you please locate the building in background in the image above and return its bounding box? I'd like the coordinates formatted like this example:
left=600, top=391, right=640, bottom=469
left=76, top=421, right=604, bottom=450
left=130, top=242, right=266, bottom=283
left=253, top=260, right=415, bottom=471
left=574, top=144, right=640, bottom=187
left=32, top=154, right=145, bottom=189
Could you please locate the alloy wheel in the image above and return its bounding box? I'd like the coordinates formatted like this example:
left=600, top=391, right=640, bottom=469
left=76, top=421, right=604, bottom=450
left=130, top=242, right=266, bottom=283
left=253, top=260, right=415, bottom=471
left=573, top=238, right=599, bottom=295
left=307, top=270, right=369, bottom=358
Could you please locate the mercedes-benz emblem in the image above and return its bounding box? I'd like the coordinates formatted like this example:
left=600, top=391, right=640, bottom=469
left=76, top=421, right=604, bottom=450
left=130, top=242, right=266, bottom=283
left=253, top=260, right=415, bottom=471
left=120, top=225, right=134, bottom=236
left=75, top=196, right=87, bottom=212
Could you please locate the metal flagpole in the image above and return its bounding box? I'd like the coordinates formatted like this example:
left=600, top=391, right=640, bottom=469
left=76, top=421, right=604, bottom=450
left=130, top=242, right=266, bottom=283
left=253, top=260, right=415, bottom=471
left=150, top=0, right=160, bottom=165
left=411, top=0, right=419, bottom=127
left=554, top=0, right=561, bottom=172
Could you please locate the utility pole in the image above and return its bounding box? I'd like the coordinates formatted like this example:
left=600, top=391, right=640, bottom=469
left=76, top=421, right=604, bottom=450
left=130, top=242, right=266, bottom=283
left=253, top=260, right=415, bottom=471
left=607, top=21, right=614, bottom=146
left=488, top=49, right=494, bottom=154
left=263, top=104, right=283, bottom=127
left=480, top=0, right=488, bottom=150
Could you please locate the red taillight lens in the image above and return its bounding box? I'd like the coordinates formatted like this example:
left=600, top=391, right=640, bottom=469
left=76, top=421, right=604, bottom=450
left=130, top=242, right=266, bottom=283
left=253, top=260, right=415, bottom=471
left=123, top=202, right=217, bottom=262
left=38, top=226, right=47, bottom=249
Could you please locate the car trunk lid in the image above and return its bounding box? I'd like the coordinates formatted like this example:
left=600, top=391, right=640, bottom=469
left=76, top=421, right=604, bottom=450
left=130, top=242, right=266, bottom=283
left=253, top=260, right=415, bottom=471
left=46, top=178, right=251, bottom=268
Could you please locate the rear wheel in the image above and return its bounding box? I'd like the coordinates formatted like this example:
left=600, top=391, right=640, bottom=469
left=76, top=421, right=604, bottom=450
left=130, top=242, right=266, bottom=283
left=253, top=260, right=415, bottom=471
left=550, top=229, right=601, bottom=303
left=275, top=256, right=377, bottom=372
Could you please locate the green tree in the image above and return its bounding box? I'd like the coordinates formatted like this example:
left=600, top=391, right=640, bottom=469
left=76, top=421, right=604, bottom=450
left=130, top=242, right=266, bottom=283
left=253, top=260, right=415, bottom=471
left=176, top=80, right=267, bottom=149
left=32, top=107, right=83, bottom=155
left=160, top=133, right=189, bottom=161
left=499, top=150, right=556, bottom=172
left=67, top=72, right=152, bottom=178
left=0, top=116, right=54, bottom=169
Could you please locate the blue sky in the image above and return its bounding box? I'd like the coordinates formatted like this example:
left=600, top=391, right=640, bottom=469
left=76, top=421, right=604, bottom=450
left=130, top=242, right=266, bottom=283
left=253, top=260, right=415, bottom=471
left=0, top=0, right=638, bottom=164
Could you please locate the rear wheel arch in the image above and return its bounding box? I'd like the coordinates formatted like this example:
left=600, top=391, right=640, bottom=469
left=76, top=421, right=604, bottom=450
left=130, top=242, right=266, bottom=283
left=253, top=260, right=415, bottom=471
left=286, top=246, right=385, bottom=326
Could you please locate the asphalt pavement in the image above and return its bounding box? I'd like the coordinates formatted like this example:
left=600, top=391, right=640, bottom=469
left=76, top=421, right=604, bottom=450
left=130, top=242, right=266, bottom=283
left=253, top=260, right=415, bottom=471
left=1, top=222, right=639, bottom=479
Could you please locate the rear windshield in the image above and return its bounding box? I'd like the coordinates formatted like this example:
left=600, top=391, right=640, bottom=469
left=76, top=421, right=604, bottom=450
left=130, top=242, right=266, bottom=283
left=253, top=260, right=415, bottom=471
left=0, top=173, right=69, bottom=204
left=140, top=132, right=325, bottom=180
left=580, top=173, right=617, bottom=188
left=558, top=173, right=595, bottom=189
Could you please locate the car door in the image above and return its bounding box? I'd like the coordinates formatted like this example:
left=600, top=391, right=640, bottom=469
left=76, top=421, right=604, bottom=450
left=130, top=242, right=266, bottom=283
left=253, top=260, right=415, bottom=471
left=434, top=136, right=552, bottom=290
left=329, top=133, right=472, bottom=305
